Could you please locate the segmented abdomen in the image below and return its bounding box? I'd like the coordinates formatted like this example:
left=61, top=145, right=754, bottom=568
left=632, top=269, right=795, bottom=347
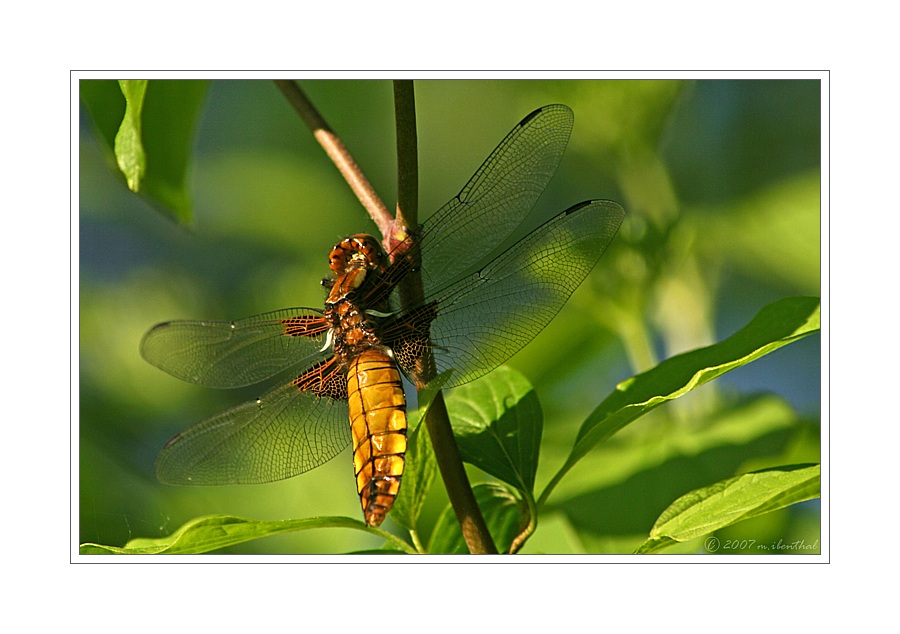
left=347, top=348, right=407, bottom=527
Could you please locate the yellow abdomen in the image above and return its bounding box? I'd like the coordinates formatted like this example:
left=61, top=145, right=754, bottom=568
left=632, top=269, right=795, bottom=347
left=347, top=348, right=407, bottom=527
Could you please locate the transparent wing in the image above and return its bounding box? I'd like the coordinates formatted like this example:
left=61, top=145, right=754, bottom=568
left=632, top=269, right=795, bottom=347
left=141, top=308, right=329, bottom=389
left=414, top=104, right=575, bottom=291
left=413, top=200, right=625, bottom=388
left=156, top=377, right=350, bottom=485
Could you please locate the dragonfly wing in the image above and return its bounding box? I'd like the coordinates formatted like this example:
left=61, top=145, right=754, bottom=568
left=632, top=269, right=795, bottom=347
left=415, top=104, right=575, bottom=291
left=156, top=368, right=350, bottom=485
left=141, top=308, right=330, bottom=388
left=419, top=200, right=625, bottom=388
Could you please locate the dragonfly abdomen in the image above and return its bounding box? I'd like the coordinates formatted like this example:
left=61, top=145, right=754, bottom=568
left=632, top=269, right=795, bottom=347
left=347, top=347, right=407, bottom=527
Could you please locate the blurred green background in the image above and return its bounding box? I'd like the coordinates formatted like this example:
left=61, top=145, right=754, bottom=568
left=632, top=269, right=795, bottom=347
left=79, top=79, right=821, bottom=554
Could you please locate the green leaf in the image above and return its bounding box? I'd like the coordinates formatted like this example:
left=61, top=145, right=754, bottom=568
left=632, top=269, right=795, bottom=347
left=114, top=80, right=148, bottom=191
left=543, top=296, right=820, bottom=503
left=445, top=366, right=542, bottom=495
left=79, top=514, right=416, bottom=555
left=548, top=394, right=806, bottom=541
left=390, top=393, right=438, bottom=531
left=391, top=371, right=454, bottom=532
left=635, top=464, right=820, bottom=554
left=80, top=79, right=210, bottom=223
left=427, top=482, right=524, bottom=554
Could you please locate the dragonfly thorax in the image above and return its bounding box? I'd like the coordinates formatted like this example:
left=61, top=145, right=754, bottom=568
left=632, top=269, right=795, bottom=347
left=323, top=232, right=394, bottom=364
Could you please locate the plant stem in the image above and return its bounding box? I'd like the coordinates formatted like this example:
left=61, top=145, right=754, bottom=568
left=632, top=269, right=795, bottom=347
left=393, top=80, right=418, bottom=232
left=273, top=80, right=394, bottom=238
left=391, top=81, right=497, bottom=554
left=508, top=492, right=538, bottom=554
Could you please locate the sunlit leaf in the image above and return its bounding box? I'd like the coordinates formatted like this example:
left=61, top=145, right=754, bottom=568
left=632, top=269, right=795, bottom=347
left=79, top=514, right=415, bottom=555
left=114, top=80, right=148, bottom=191
left=446, top=366, right=542, bottom=495
left=635, top=464, right=820, bottom=554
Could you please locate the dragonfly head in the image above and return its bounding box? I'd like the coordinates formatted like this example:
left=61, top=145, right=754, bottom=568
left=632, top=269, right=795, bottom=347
left=328, top=234, right=387, bottom=275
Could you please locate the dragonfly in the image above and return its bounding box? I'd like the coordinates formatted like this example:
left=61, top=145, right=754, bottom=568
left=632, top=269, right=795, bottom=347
left=141, top=104, right=625, bottom=527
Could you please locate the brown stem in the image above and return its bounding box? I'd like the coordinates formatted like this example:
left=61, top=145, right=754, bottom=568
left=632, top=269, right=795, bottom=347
left=392, top=81, right=497, bottom=554
left=273, top=80, right=394, bottom=238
